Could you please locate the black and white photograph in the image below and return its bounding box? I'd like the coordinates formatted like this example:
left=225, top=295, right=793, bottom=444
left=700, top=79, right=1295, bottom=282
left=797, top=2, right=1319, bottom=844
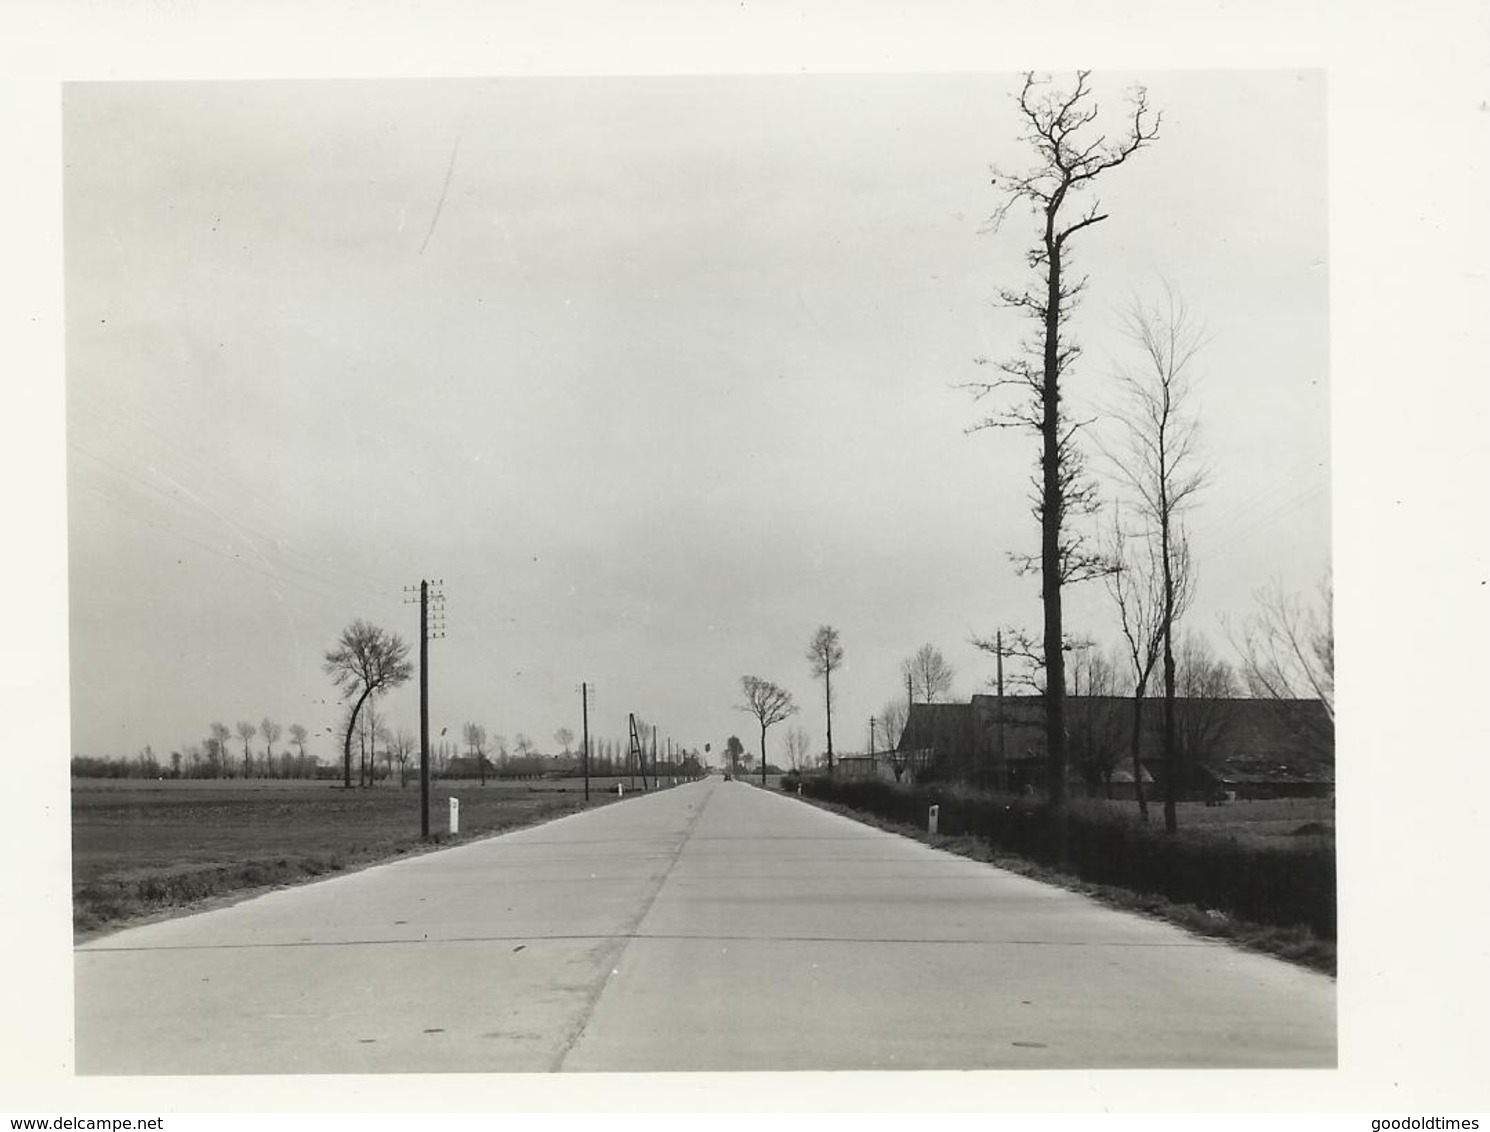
left=62, top=70, right=1338, bottom=1077
left=4, top=0, right=1488, bottom=1118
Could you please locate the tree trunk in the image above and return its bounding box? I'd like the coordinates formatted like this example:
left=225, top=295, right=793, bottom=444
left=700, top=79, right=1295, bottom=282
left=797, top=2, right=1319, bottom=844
left=1130, top=689, right=1150, bottom=822
left=342, top=687, right=372, bottom=789
left=824, top=664, right=834, bottom=774
left=1042, top=227, right=1068, bottom=810
left=1160, top=483, right=1178, bottom=834
left=1162, top=634, right=1178, bottom=833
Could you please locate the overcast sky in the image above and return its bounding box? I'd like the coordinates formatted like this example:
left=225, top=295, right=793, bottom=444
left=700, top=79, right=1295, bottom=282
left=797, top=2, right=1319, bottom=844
left=64, top=71, right=1329, bottom=764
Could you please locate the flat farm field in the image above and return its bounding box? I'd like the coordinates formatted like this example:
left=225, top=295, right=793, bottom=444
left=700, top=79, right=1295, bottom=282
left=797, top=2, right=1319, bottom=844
left=71, top=776, right=659, bottom=938
left=1075, top=796, right=1335, bottom=848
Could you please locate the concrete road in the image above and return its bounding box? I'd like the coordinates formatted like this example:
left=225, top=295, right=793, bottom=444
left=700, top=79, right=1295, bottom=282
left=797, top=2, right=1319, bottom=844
left=75, top=777, right=1335, bottom=1073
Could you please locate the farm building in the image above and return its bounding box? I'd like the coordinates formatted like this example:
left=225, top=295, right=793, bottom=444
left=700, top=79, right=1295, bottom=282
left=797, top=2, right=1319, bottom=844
left=892, top=694, right=1333, bottom=800
left=834, top=753, right=894, bottom=781
left=442, top=755, right=496, bottom=779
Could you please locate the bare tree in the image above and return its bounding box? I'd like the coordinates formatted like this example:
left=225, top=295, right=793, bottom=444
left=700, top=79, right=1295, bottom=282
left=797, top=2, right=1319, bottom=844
left=1105, top=284, right=1208, bottom=832
left=972, top=625, right=1083, bottom=695
left=874, top=697, right=912, bottom=781
left=260, top=718, right=283, bottom=777
left=902, top=644, right=955, bottom=703
left=235, top=721, right=257, bottom=778
left=1066, top=648, right=1127, bottom=797
left=463, top=722, right=489, bottom=784
left=806, top=625, right=844, bottom=773
left=879, top=698, right=909, bottom=753
left=385, top=728, right=415, bottom=787
left=288, top=723, right=308, bottom=767
left=323, top=619, right=413, bottom=790
left=738, top=676, right=798, bottom=784
left=1172, top=631, right=1239, bottom=788
left=554, top=727, right=574, bottom=755
left=1106, top=515, right=1165, bottom=821
left=965, top=71, right=1160, bottom=808
left=209, top=722, right=231, bottom=778
left=1232, top=573, right=1334, bottom=721
left=783, top=726, right=812, bottom=772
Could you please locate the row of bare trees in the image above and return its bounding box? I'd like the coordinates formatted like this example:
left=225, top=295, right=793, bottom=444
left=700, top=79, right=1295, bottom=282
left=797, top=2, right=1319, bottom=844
left=962, top=71, right=1330, bottom=832
left=108, top=719, right=320, bottom=780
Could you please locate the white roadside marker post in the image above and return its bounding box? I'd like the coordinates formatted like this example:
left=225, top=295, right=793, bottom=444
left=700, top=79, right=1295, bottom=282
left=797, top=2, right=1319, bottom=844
left=449, top=796, right=459, bottom=835
left=928, top=804, right=939, bottom=835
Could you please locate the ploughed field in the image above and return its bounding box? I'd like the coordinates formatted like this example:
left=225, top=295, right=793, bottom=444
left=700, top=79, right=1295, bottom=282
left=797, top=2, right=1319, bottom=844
left=70, top=776, right=662, bottom=937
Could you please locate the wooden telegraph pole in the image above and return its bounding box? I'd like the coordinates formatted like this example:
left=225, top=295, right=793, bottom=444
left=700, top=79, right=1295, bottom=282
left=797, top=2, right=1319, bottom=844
left=407, top=579, right=444, bottom=839
left=581, top=682, right=591, bottom=802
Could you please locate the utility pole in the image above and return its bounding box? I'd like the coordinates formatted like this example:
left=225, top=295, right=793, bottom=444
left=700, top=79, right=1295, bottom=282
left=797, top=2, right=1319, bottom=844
left=907, top=671, right=914, bottom=711
left=406, top=579, right=445, bottom=839
left=869, top=716, right=877, bottom=755
left=580, top=682, right=591, bottom=802
left=651, top=726, right=658, bottom=789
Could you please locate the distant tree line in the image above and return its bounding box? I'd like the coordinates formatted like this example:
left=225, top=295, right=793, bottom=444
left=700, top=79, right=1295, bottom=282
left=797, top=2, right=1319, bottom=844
left=71, top=719, right=322, bottom=780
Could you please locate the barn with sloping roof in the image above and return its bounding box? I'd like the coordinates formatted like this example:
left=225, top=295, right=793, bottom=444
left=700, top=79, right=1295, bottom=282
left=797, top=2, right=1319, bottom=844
left=893, top=694, right=1333, bottom=800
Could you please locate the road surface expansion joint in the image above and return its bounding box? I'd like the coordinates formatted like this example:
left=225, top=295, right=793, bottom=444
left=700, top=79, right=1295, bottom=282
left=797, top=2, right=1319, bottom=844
left=548, top=779, right=715, bottom=1071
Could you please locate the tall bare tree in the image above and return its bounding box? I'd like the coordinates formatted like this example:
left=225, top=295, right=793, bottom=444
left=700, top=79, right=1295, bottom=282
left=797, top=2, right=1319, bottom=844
left=1106, top=285, right=1207, bottom=832
left=1106, top=515, right=1167, bottom=821
left=288, top=723, right=308, bottom=765
left=902, top=643, right=955, bottom=703
left=806, top=625, right=844, bottom=773
left=463, top=722, right=488, bottom=784
left=323, top=619, right=413, bottom=789
left=554, top=727, right=575, bottom=755
left=260, top=717, right=282, bottom=777
left=385, top=729, right=413, bottom=788
left=209, top=722, right=231, bottom=778
left=235, top=720, right=257, bottom=778
left=966, top=71, right=1160, bottom=808
left=783, top=726, right=812, bottom=772
left=737, top=676, right=798, bottom=784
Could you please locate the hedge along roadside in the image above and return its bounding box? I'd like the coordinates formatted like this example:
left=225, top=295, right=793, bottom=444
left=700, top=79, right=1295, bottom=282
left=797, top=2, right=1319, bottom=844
left=782, top=774, right=1335, bottom=939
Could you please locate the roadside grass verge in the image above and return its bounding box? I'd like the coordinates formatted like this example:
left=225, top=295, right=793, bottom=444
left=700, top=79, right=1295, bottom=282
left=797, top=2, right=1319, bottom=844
left=779, top=778, right=1336, bottom=976
left=70, top=777, right=653, bottom=939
